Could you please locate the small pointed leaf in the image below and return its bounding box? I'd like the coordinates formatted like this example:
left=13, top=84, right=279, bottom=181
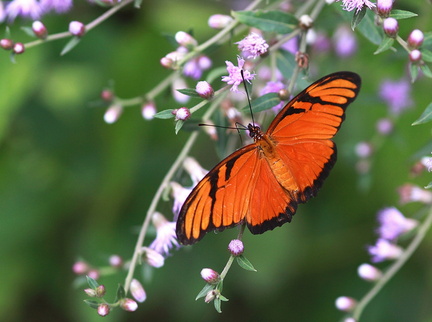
left=412, top=102, right=432, bottom=125
left=154, top=109, right=175, bottom=119
left=83, top=300, right=100, bottom=309
left=374, top=37, right=394, bottom=55
left=114, top=284, right=126, bottom=302
left=351, top=7, right=367, bottom=30
left=177, top=88, right=201, bottom=98
left=195, top=284, right=214, bottom=301
left=236, top=255, right=257, bottom=272
left=390, top=9, right=418, bottom=19
left=233, top=10, right=298, bottom=34
left=86, top=275, right=100, bottom=289
left=60, top=36, right=81, bottom=56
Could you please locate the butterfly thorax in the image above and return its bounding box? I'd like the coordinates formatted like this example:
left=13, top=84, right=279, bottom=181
left=247, top=123, right=264, bottom=141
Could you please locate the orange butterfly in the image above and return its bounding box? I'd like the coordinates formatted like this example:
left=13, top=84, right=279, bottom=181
left=176, top=72, right=361, bottom=245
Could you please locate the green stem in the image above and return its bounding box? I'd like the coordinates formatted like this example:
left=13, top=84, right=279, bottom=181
left=25, top=0, right=133, bottom=49
left=352, top=205, right=432, bottom=320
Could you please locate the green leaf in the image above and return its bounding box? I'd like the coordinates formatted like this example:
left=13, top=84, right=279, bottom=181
left=214, top=298, right=222, bottom=313
left=219, top=294, right=229, bottom=301
left=409, top=64, right=419, bottom=82
left=86, top=275, right=100, bottom=289
left=154, top=109, right=175, bottom=119
left=175, top=119, right=185, bottom=134
left=390, top=9, right=418, bottom=20
left=341, top=9, right=382, bottom=45
left=195, top=284, right=214, bottom=301
left=276, top=50, right=295, bottom=80
left=351, top=7, right=367, bottom=30
left=114, top=284, right=126, bottom=303
left=425, top=181, right=432, bottom=189
left=236, top=255, right=257, bottom=272
left=134, top=0, right=142, bottom=8
left=374, top=37, right=394, bottom=54
left=83, top=300, right=100, bottom=309
left=60, top=36, right=81, bottom=56
left=20, top=26, right=36, bottom=38
left=177, top=88, right=201, bottom=98
left=412, top=102, right=432, bottom=125
left=233, top=10, right=298, bottom=34
left=243, top=92, right=281, bottom=113
left=422, top=49, right=432, bottom=63
left=420, top=64, right=432, bottom=78
left=423, top=31, right=432, bottom=48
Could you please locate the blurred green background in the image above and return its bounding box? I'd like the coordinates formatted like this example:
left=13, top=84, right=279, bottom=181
left=1, top=0, right=432, bottom=321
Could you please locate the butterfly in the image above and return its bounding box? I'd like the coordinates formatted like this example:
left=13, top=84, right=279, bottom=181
left=176, top=72, right=361, bottom=245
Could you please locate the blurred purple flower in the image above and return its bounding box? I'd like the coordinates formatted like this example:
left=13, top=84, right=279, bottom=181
left=40, top=0, right=72, bottom=13
left=281, top=36, right=298, bottom=55
left=260, top=81, right=285, bottom=113
left=5, top=0, right=42, bottom=22
left=149, top=212, right=179, bottom=256
left=379, top=78, right=413, bottom=115
left=368, top=239, right=403, bottom=263
left=376, top=207, right=418, bottom=241
left=334, top=25, right=357, bottom=57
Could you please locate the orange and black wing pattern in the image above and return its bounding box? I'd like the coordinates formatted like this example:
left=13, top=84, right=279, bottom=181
left=176, top=72, right=361, bottom=245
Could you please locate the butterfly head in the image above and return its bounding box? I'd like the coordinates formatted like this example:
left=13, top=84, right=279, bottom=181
left=247, top=123, right=264, bottom=141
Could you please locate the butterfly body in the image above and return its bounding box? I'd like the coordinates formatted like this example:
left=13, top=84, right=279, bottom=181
left=176, top=72, right=361, bottom=245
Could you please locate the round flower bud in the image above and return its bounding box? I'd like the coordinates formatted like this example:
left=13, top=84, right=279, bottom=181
left=407, top=29, right=424, bottom=49
left=87, top=269, right=100, bottom=280
left=13, top=42, right=25, bottom=54
left=355, top=141, right=373, bottom=158
left=84, top=288, right=97, bottom=297
left=130, top=279, right=146, bottom=303
left=409, top=49, right=422, bottom=63
left=72, top=260, right=89, bottom=275
left=120, top=298, right=138, bottom=312
left=376, top=0, right=393, bottom=17
left=278, top=88, right=290, bottom=101
left=100, top=89, right=114, bottom=102
left=200, top=268, right=220, bottom=284
left=205, top=290, right=218, bottom=303
left=0, top=39, right=14, bottom=50
left=335, top=296, right=357, bottom=312
left=32, top=21, right=48, bottom=39
left=383, top=17, right=398, bottom=38
left=97, top=304, right=110, bottom=317
left=69, top=21, right=86, bottom=37
left=196, top=81, right=214, bottom=99
left=228, top=239, right=244, bottom=256
left=95, top=285, right=106, bottom=297
left=109, top=254, right=123, bottom=268
left=172, top=107, right=191, bottom=121
left=141, top=101, right=157, bottom=120
left=160, top=56, right=174, bottom=69
left=175, top=31, right=197, bottom=47
left=208, top=14, right=233, bottom=29
left=299, top=14, right=313, bottom=29
left=104, top=104, right=123, bottom=124
left=357, top=263, right=382, bottom=281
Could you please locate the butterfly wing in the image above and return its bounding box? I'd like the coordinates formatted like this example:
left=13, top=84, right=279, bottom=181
left=176, top=145, right=259, bottom=245
left=268, top=71, right=361, bottom=202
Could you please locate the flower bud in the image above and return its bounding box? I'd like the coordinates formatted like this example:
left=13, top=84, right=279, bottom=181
left=175, top=31, right=197, bottom=47
left=141, top=101, right=157, bottom=120
left=160, top=56, right=174, bottom=69
left=32, top=21, right=48, bottom=39
left=142, top=247, right=165, bottom=268
left=383, top=17, right=398, bottom=38
left=104, top=104, right=123, bottom=124
left=172, top=107, right=191, bottom=121
left=97, top=304, right=110, bottom=317
left=357, top=263, right=382, bottom=282
left=87, top=269, right=100, bottom=280
left=69, top=21, right=86, bottom=37
left=0, top=39, right=14, bottom=50
left=355, top=141, right=373, bottom=158
left=84, top=288, right=97, bottom=297
left=204, top=290, right=217, bottom=303
left=131, top=279, right=146, bottom=303
left=100, top=89, right=114, bottom=102
left=13, top=42, right=25, bottom=54
left=196, top=81, right=214, bottom=99
left=409, top=49, right=422, bottom=63
left=228, top=239, right=244, bottom=256
left=398, top=183, right=432, bottom=204
left=72, top=261, right=89, bottom=275
left=208, top=14, right=233, bottom=29
left=376, top=0, right=393, bottom=17
left=335, top=296, right=357, bottom=312
left=120, top=298, right=138, bottom=312
left=96, top=285, right=106, bottom=297
left=376, top=118, right=393, bottom=135
left=407, top=29, right=424, bottom=49
left=200, top=268, right=220, bottom=284
left=299, top=15, right=313, bottom=29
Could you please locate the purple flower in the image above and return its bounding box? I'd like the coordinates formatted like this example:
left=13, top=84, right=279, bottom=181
left=376, top=207, right=418, bottom=240
left=260, top=81, right=285, bottom=113
left=281, top=36, right=298, bottom=55
left=334, top=25, right=357, bottom=57
left=221, top=57, right=256, bottom=92
left=236, top=32, right=269, bottom=59
left=228, top=239, right=244, bottom=256
left=368, top=239, right=403, bottom=263
left=170, top=182, right=192, bottom=217
left=379, top=78, right=412, bottom=115
left=0, top=2, right=6, bottom=23
left=5, top=0, right=42, bottom=22
left=357, top=263, right=382, bottom=282
left=40, top=0, right=72, bottom=13
left=130, top=279, right=146, bottom=303
left=337, top=0, right=376, bottom=13
left=142, top=247, right=165, bottom=268
left=149, top=212, right=179, bottom=256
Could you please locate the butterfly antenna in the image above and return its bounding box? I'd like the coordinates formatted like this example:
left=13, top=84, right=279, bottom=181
left=241, top=70, right=255, bottom=126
